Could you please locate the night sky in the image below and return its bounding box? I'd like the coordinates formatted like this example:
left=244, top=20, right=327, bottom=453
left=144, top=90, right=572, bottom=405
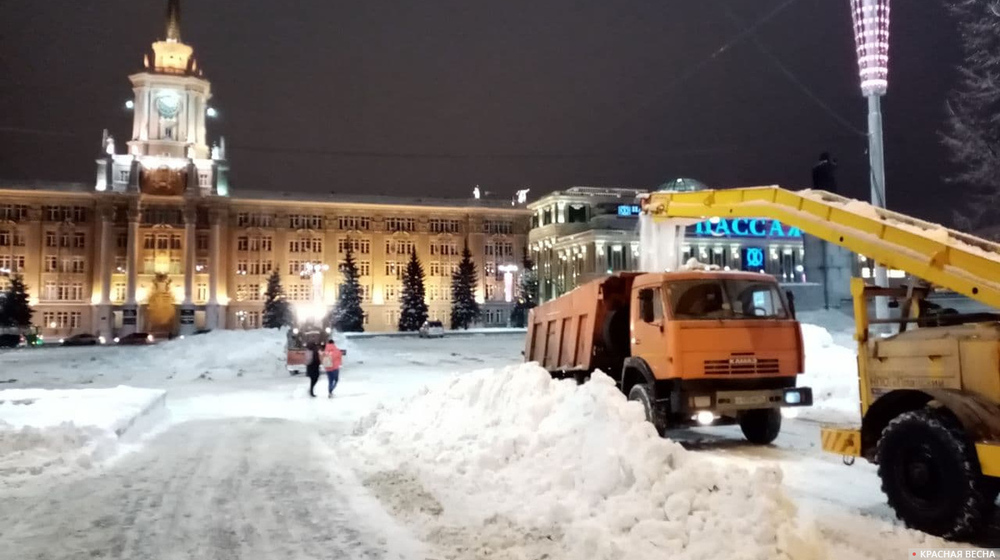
left=0, top=1, right=960, bottom=222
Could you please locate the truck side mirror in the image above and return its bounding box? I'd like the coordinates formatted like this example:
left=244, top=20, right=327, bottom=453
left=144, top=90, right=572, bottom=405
left=785, top=290, right=796, bottom=320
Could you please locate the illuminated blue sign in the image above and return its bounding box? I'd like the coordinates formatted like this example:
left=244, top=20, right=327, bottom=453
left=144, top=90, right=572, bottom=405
left=744, top=247, right=765, bottom=268
left=694, top=218, right=801, bottom=239
left=617, top=204, right=642, bottom=217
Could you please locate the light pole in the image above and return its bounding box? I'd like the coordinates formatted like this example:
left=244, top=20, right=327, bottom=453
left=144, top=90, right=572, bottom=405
left=850, top=0, right=891, bottom=323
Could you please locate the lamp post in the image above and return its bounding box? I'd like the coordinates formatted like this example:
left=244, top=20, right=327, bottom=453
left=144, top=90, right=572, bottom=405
left=850, top=0, right=891, bottom=323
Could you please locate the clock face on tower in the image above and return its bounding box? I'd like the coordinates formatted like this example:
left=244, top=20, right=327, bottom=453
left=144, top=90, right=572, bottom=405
left=155, top=93, right=181, bottom=119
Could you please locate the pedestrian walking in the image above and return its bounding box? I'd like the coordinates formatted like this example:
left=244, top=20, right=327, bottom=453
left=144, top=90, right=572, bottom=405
left=323, top=339, right=343, bottom=398
left=306, top=342, right=322, bottom=397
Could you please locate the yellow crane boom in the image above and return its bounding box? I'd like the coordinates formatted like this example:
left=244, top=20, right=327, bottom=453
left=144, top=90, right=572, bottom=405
left=641, top=185, right=1000, bottom=310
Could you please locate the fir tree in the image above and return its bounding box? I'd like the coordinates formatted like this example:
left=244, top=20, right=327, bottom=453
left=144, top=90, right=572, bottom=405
left=333, top=242, right=365, bottom=332
left=450, top=242, right=480, bottom=330
left=398, top=250, right=428, bottom=331
left=0, top=274, right=33, bottom=329
left=510, top=247, right=539, bottom=328
left=262, top=270, right=293, bottom=328
left=941, top=0, right=1000, bottom=230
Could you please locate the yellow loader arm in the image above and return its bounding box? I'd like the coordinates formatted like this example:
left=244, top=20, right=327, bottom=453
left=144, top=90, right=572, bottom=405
left=642, top=186, right=1000, bottom=310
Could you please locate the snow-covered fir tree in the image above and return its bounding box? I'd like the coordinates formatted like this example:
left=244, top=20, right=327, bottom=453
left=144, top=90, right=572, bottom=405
left=450, top=243, right=480, bottom=330
left=261, top=270, right=293, bottom=328
left=941, top=0, right=1000, bottom=230
left=333, top=243, right=365, bottom=332
left=398, top=251, right=428, bottom=331
left=0, top=274, right=33, bottom=328
left=509, top=247, right=538, bottom=328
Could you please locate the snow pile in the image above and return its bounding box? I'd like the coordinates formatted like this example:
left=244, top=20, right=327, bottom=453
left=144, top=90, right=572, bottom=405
left=139, top=328, right=286, bottom=381
left=798, top=323, right=861, bottom=423
left=679, top=257, right=721, bottom=271
left=0, top=386, right=166, bottom=485
left=348, top=364, right=825, bottom=560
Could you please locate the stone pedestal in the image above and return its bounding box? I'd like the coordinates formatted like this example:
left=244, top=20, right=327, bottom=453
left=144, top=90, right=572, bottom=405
left=206, top=303, right=225, bottom=331
left=179, top=303, right=196, bottom=336
left=120, top=304, right=139, bottom=337
left=95, top=304, right=113, bottom=341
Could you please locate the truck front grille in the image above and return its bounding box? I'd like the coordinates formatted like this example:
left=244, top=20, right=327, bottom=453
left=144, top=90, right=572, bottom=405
left=703, top=357, right=781, bottom=376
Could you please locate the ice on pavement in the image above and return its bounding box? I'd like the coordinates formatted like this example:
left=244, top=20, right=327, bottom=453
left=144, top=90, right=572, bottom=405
left=348, top=364, right=825, bottom=560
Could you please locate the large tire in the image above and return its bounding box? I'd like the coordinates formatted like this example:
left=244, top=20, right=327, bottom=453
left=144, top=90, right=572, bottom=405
left=628, top=384, right=667, bottom=436
left=877, top=408, right=997, bottom=539
left=738, top=409, right=782, bottom=445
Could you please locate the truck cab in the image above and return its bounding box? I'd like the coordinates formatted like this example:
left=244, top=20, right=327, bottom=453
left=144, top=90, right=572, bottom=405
left=622, top=271, right=812, bottom=441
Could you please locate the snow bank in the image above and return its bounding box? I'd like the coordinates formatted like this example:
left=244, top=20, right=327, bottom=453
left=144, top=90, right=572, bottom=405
left=348, top=364, right=826, bottom=560
left=139, top=328, right=286, bottom=381
left=0, top=386, right=165, bottom=485
left=798, top=323, right=861, bottom=423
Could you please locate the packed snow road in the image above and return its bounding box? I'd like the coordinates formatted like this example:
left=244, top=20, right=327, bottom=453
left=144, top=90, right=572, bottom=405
left=0, top=417, right=422, bottom=560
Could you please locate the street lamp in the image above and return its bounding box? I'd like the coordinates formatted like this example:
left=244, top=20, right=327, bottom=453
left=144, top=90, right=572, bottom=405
left=850, top=0, right=891, bottom=322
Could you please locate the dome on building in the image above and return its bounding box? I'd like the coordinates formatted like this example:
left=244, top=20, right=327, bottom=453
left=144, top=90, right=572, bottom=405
left=656, top=178, right=708, bottom=192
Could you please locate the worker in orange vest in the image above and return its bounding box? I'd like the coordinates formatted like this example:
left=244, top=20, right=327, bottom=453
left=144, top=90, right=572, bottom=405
left=322, top=339, right=343, bottom=398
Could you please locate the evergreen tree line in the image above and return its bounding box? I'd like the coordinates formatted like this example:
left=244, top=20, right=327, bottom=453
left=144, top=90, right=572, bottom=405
left=261, top=240, right=539, bottom=332
left=0, top=274, right=34, bottom=329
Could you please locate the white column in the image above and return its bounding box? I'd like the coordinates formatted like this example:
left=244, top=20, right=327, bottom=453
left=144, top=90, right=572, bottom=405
left=179, top=207, right=197, bottom=335
left=206, top=208, right=223, bottom=329
left=121, top=204, right=141, bottom=336
left=96, top=209, right=114, bottom=339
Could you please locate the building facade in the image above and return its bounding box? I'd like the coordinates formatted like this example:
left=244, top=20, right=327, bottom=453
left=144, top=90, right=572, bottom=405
left=528, top=184, right=807, bottom=302
left=0, top=1, right=529, bottom=338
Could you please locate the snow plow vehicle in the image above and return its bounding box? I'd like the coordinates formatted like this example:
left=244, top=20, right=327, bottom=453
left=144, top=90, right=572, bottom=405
left=524, top=270, right=814, bottom=444
left=641, top=185, right=1000, bottom=539
left=285, top=325, right=328, bottom=375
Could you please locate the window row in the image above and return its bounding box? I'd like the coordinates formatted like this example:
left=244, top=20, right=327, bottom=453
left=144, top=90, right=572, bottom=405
left=0, top=230, right=26, bottom=247
left=44, top=257, right=87, bottom=274
left=0, top=255, right=26, bottom=272
left=430, top=242, right=458, bottom=257
left=43, top=282, right=84, bottom=301
left=482, top=220, right=513, bottom=235
left=338, top=238, right=371, bottom=255
left=236, top=260, right=274, bottom=275
left=236, top=236, right=273, bottom=252
left=289, top=214, right=324, bottom=230
left=0, top=204, right=30, bottom=222
left=428, top=261, right=460, bottom=277
left=42, top=311, right=81, bottom=329
left=429, top=219, right=461, bottom=234
left=385, top=239, right=415, bottom=255
left=44, top=206, right=88, bottom=223
left=44, top=231, right=87, bottom=249
left=484, top=241, right=514, bottom=257
left=288, top=238, right=323, bottom=253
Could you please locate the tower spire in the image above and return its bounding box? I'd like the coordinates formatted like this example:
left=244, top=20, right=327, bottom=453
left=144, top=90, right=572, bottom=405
left=165, top=0, right=181, bottom=42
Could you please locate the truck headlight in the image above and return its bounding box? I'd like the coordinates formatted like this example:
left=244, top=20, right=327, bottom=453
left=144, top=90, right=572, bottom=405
left=784, top=391, right=802, bottom=405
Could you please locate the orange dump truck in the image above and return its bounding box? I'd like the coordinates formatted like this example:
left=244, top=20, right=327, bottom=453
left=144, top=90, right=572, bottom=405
left=524, top=270, right=813, bottom=443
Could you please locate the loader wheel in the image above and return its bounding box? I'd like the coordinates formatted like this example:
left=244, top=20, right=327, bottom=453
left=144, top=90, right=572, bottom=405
left=629, top=384, right=667, bottom=437
left=877, top=408, right=997, bottom=539
left=738, top=409, right=781, bottom=445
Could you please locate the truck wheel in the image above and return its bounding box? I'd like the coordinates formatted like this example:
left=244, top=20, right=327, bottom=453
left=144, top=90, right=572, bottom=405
left=738, top=409, right=781, bottom=444
left=877, top=408, right=997, bottom=539
left=628, top=384, right=667, bottom=436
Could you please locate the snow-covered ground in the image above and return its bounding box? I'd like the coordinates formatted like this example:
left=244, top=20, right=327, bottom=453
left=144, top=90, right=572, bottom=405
left=0, top=321, right=981, bottom=558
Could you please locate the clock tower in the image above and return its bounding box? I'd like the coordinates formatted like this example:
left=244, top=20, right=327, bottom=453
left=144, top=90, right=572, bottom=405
left=95, top=0, right=229, bottom=197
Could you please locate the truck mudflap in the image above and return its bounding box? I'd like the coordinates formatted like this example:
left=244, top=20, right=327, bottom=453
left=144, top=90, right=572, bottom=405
left=711, top=387, right=813, bottom=411
left=821, top=426, right=862, bottom=457
left=975, top=443, right=1000, bottom=478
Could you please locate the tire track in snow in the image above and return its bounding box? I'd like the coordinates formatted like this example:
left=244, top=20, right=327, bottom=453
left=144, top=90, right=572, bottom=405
left=0, top=418, right=420, bottom=560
